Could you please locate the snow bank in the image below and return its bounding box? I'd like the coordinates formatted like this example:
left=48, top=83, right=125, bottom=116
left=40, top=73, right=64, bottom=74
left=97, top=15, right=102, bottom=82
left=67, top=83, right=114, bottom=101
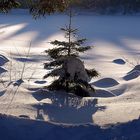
left=0, top=114, right=140, bottom=140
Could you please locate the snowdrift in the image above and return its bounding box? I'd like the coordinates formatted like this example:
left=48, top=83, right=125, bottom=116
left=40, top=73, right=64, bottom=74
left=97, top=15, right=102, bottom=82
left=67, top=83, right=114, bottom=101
left=0, top=114, right=140, bottom=140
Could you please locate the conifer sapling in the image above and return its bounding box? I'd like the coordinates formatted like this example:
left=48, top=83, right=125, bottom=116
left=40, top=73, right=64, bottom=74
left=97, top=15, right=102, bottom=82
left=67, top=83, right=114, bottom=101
left=44, top=9, right=99, bottom=97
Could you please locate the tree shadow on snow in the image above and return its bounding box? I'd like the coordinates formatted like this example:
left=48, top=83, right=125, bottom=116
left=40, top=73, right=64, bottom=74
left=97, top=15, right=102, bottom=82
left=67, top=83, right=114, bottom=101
left=0, top=14, right=67, bottom=45
left=32, top=90, right=106, bottom=124
left=1, top=14, right=140, bottom=55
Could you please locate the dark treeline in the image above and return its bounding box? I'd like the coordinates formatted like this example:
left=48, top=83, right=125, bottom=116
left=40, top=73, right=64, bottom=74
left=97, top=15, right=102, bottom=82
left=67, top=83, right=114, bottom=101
left=1, top=0, right=140, bottom=14
left=78, top=0, right=140, bottom=14
left=21, top=0, right=140, bottom=14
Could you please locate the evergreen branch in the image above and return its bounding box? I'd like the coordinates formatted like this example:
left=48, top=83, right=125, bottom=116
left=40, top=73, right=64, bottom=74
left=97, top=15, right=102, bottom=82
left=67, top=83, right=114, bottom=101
left=43, top=68, right=63, bottom=79
left=51, top=40, right=88, bottom=48
left=44, top=60, right=63, bottom=69
left=45, top=79, right=66, bottom=91
left=45, top=78, right=94, bottom=97
left=0, top=0, right=20, bottom=13
left=68, top=39, right=87, bottom=46
left=75, top=79, right=95, bottom=93
left=69, top=53, right=78, bottom=57
left=45, top=47, right=68, bottom=59
left=50, top=40, right=71, bottom=47
left=85, top=68, right=99, bottom=78
left=76, top=39, right=87, bottom=45
left=76, top=46, right=91, bottom=52
left=30, top=0, right=66, bottom=18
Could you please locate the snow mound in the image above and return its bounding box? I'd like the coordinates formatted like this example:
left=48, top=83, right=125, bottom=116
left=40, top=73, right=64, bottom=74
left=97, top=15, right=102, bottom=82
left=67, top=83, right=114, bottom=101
left=0, top=90, right=6, bottom=97
left=0, top=54, right=9, bottom=66
left=0, top=67, right=7, bottom=74
left=113, top=59, right=126, bottom=65
left=93, top=89, right=116, bottom=97
left=92, top=84, right=126, bottom=97
left=110, top=84, right=127, bottom=96
left=123, top=70, right=140, bottom=81
left=92, top=78, right=119, bottom=88
left=123, top=65, right=140, bottom=81
left=128, top=65, right=140, bottom=74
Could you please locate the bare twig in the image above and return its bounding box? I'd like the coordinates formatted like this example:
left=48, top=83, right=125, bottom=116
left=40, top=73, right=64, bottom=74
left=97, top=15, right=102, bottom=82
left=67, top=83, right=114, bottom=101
left=20, top=41, right=32, bottom=80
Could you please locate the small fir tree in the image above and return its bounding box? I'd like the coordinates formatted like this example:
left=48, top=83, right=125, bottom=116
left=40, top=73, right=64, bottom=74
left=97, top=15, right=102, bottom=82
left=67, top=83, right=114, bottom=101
left=44, top=10, right=98, bottom=97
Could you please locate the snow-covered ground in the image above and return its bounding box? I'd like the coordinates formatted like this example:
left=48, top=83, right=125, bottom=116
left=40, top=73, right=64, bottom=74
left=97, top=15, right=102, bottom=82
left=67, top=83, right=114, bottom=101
left=0, top=10, right=140, bottom=139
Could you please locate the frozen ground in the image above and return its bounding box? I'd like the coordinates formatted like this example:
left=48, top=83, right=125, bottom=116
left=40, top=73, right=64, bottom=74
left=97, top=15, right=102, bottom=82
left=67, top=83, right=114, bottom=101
left=0, top=10, right=140, bottom=139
